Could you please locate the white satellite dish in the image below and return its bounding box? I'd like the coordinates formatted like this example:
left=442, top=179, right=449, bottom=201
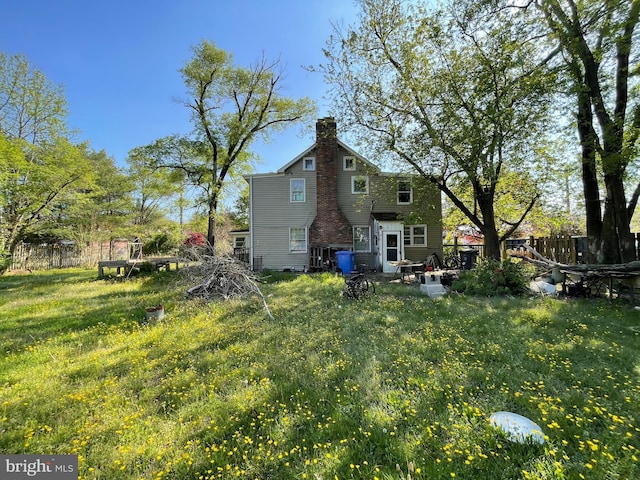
left=490, top=411, right=545, bottom=444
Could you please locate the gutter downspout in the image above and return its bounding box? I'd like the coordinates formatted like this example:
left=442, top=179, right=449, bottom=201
left=249, top=175, right=254, bottom=271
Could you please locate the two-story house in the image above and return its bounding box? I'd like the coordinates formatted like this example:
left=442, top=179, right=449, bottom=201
left=245, top=117, right=442, bottom=273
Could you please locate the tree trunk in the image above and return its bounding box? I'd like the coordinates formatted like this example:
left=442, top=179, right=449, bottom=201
left=483, top=228, right=501, bottom=262
left=603, top=171, right=635, bottom=263
left=206, top=191, right=218, bottom=251
left=475, top=189, right=501, bottom=260
left=576, top=85, right=603, bottom=263
left=207, top=215, right=215, bottom=252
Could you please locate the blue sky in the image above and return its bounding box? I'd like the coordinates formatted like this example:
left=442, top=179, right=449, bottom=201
left=1, top=0, right=358, bottom=173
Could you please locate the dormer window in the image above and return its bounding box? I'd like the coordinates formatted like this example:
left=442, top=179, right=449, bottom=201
left=303, top=157, right=315, bottom=171
left=343, top=156, right=356, bottom=171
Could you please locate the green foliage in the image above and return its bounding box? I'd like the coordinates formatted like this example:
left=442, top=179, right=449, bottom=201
left=536, top=0, right=639, bottom=262
left=452, top=258, right=534, bottom=296
left=0, top=52, right=68, bottom=145
left=0, top=249, right=11, bottom=274
left=142, top=232, right=179, bottom=255
left=126, top=142, right=183, bottom=227
left=50, top=147, right=134, bottom=244
left=322, top=0, right=559, bottom=258
left=172, top=40, right=316, bottom=246
left=0, top=54, right=98, bottom=252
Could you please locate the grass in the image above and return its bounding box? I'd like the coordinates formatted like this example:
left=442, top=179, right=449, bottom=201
left=0, top=268, right=639, bottom=479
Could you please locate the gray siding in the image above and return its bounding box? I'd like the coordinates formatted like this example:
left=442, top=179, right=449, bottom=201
left=249, top=146, right=442, bottom=271
left=250, top=169, right=317, bottom=270
left=335, top=150, right=442, bottom=264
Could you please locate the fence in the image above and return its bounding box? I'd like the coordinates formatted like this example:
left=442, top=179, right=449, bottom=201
left=525, top=235, right=582, bottom=264
left=445, top=237, right=485, bottom=259
left=507, top=234, right=640, bottom=264
left=10, top=241, right=131, bottom=271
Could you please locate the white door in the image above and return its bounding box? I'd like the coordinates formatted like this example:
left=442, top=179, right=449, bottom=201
left=382, top=231, right=402, bottom=273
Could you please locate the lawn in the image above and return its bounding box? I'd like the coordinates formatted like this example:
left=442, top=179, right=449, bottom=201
left=0, top=268, right=638, bottom=479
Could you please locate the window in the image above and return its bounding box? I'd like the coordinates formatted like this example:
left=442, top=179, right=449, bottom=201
left=403, top=225, right=427, bottom=246
left=290, top=179, right=305, bottom=202
left=397, top=180, right=413, bottom=204
left=303, top=157, right=315, bottom=171
left=233, top=236, right=246, bottom=248
left=351, top=175, right=369, bottom=194
left=353, top=226, right=371, bottom=252
left=343, top=156, right=356, bottom=171
left=289, top=227, right=307, bottom=253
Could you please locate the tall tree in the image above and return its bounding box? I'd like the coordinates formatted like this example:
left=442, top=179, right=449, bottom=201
left=534, top=0, right=640, bottom=263
left=126, top=145, right=182, bottom=227
left=0, top=53, right=94, bottom=256
left=322, top=0, right=558, bottom=259
left=0, top=135, right=94, bottom=254
left=51, top=148, right=133, bottom=244
left=176, top=41, right=316, bottom=248
left=0, top=53, right=67, bottom=145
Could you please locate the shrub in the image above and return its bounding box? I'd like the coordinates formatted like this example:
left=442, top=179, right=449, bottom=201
left=143, top=233, right=180, bottom=255
left=451, top=258, right=533, bottom=296
left=184, top=231, right=206, bottom=247
left=0, top=250, right=11, bottom=274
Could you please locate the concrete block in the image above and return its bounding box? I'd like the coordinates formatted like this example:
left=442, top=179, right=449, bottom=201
left=420, top=283, right=447, bottom=298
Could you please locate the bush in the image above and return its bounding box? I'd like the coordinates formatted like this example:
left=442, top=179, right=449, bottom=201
left=0, top=250, right=11, bottom=274
left=184, top=231, right=206, bottom=247
left=143, top=233, right=179, bottom=255
left=451, top=258, right=533, bottom=296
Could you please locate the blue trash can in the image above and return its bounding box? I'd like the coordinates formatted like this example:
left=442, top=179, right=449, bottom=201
left=335, top=251, right=355, bottom=274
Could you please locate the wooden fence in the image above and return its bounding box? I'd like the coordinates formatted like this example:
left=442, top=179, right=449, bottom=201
left=10, top=241, right=131, bottom=271
left=507, top=234, right=640, bottom=264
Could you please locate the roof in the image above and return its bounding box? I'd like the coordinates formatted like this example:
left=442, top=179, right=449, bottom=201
left=372, top=212, right=401, bottom=221
left=275, top=138, right=379, bottom=174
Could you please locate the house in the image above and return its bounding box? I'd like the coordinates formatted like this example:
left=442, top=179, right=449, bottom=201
left=245, top=117, right=442, bottom=273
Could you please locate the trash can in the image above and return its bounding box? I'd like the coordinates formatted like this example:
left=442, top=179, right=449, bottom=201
left=335, top=251, right=355, bottom=274
left=459, top=249, right=478, bottom=270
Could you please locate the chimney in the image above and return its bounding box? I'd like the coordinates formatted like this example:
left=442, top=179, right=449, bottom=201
left=309, top=117, right=353, bottom=248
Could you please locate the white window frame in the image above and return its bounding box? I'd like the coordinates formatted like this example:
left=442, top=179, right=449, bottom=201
left=343, top=156, right=356, bottom=171
left=289, top=227, right=308, bottom=253
left=290, top=178, right=305, bottom=202
left=403, top=224, right=427, bottom=246
left=303, top=157, right=315, bottom=171
left=397, top=179, right=413, bottom=205
left=233, top=236, right=246, bottom=248
left=353, top=226, right=371, bottom=253
left=351, top=175, right=369, bottom=194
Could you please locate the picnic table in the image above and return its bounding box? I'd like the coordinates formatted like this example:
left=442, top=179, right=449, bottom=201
left=389, top=260, right=424, bottom=282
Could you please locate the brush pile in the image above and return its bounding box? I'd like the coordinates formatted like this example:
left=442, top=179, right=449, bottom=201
left=515, top=243, right=640, bottom=274
left=178, top=251, right=273, bottom=319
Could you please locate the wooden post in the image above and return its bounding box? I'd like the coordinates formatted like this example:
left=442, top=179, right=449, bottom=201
left=529, top=235, right=535, bottom=259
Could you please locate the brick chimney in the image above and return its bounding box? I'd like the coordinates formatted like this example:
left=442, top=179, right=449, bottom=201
left=309, top=117, right=353, bottom=247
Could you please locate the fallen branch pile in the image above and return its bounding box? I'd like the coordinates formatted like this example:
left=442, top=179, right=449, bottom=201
left=178, top=252, right=273, bottom=320
left=514, top=244, right=640, bottom=272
